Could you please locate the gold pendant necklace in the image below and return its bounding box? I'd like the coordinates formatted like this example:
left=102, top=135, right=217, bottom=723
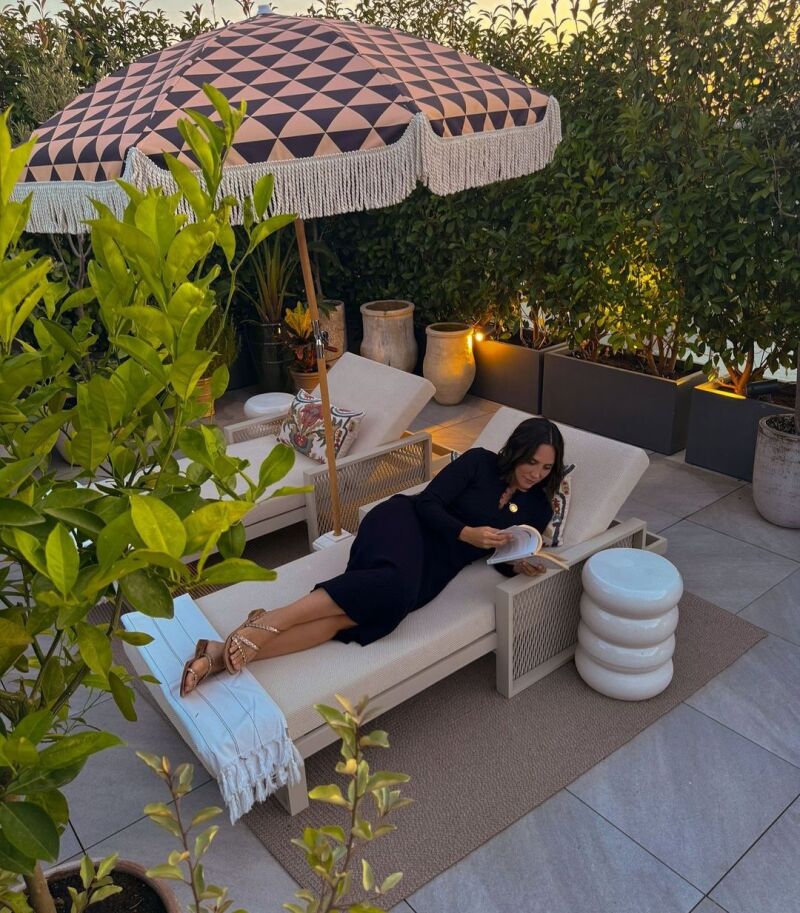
left=508, top=503, right=518, bottom=513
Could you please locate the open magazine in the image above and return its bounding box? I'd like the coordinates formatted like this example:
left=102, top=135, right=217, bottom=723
left=486, top=525, right=569, bottom=570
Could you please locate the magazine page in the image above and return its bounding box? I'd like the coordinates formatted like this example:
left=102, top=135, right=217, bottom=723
left=486, top=525, right=542, bottom=565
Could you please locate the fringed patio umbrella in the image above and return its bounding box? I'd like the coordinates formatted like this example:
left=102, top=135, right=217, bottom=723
left=14, top=11, right=562, bottom=538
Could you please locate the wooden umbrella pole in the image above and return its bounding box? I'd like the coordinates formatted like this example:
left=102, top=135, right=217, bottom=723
left=294, top=218, right=343, bottom=536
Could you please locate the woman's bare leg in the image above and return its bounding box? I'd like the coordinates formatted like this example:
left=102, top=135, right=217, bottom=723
left=181, top=589, right=355, bottom=694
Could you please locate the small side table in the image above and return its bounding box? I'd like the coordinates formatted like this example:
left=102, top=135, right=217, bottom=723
left=243, top=392, right=294, bottom=420
left=575, top=548, right=683, bottom=701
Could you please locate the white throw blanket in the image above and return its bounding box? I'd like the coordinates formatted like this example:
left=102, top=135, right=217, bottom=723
left=122, top=593, right=301, bottom=822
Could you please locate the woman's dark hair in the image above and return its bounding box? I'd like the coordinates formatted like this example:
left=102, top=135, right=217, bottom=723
left=497, top=417, right=565, bottom=499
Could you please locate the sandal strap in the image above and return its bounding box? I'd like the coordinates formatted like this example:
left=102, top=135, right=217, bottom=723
left=244, top=621, right=281, bottom=635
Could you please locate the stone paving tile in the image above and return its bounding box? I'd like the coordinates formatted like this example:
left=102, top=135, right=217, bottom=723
left=687, top=635, right=800, bottom=768
left=407, top=790, right=702, bottom=913
left=617, top=495, right=683, bottom=534
left=660, top=520, right=798, bottom=613
left=568, top=704, right=800, bottom=892
left=711, top=797, right=800, bottom=913
left=690, top=488, right=800, bottom=562
left=630, top=456, right=744, bottom=519
left=739, top=568, right=800, bottom=647
left=409, top=393, right=499, bottom=431
left=63, top=694, right=211, bottom=850
left=84, top=780, right=298, bottom=913
left=691, top=900, right=728, bottom=912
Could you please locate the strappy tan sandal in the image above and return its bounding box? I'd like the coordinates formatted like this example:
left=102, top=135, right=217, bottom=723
left=223, top=609, right=281, bottom=674
left=180, top=639, right=223, bottom=697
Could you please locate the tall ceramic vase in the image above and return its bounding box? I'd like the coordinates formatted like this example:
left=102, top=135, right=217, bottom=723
left=359, top=300, right=417, bottom=372
left=423, top=322, right=476, bottom=405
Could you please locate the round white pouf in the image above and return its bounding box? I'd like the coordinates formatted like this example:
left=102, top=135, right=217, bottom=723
left=243, top=392, right=294, bottom=420
left=575, top=548, right=683, bottom=701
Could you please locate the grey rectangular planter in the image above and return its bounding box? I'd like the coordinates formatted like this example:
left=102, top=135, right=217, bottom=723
left=470, top=339, right=568, bottom=413
left=685, top=381, right=787, bottom=481
left=541, top=349, right=706, bottom=454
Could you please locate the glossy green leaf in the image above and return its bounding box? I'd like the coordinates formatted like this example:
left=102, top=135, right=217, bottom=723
left=0, top=801, right=59, bottom=861
left=130, top=496, right=186, bottom=559
left=120, top=568, right=173, bottom=618
left=45, top=524, right=79, bottom=595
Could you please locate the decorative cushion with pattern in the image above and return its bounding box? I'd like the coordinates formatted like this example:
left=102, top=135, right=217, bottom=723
left=277, top=389, right=364, bottom=464
left=542, top=463, right=575, bottom=548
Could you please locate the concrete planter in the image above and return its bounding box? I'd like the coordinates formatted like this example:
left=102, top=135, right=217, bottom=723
left=542, top=350, right=705, bottom=454
left=685, top=382, right=788, bottom=480
left=470, top=339, right=568, bottom=412
left=752, top=415, right=799, bottom=526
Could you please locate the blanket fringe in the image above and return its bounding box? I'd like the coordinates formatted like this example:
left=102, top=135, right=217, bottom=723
left=217, top=730, right=301, bottom=824
left=14, top=98, right=561, bottom=233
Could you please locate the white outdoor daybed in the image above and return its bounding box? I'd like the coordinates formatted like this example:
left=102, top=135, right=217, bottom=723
left=198, top=353, right=436, bottom=547
left=127, top=407, right=660, bottom=815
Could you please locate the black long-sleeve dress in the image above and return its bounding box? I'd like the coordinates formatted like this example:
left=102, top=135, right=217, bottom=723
left=316, top=447, right=554, bottom=646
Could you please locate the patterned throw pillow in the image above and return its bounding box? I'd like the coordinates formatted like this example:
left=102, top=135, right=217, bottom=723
left=277, top=390, right=364, bottom=464
left=542, top=463, right=575, bottom=548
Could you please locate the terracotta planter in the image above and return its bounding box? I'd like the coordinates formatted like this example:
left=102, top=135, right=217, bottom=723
left=752, top=415, right=800, bottom=527
left=423, top=322, right=476, bottom=406
left=46, top=859, right=180, bottom=913
left=359, top=300, right=417, bottom=372
left=289, top=367, right=320, bottom=393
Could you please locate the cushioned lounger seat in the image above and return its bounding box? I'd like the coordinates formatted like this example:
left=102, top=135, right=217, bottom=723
left=196, top=542, right=498, bottom=738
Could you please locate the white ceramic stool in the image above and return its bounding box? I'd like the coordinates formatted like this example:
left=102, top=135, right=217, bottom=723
left=243, top=392, right=294, bottom=420
left=575, top=548, right=683, bottom=701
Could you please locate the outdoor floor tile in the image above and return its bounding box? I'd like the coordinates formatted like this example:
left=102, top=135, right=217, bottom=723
left=617, top=495, right=683, bottom=533
left=690, top=488, right=800, bottom=562
left=739, top=568, right=800, bottom=646
left=710, top=797, right=800, bottom=913
left=409, top=393, right=498, bottom=431
left=660, top=520, right=798, bottom=613
left=407, top=790, right=702, bottom=913
left=567, top=704, right=800, bottom=892
left=629, top=457, right=743, bottom=519
left=85, top=780, right=298, bottom=913
left=686, top=635, right=800, bottom=768
left=691, top=900, right=728, bottom=912
left=64, top=694, right=211, bottom=849
left=242, top=520, right=311, bottom=567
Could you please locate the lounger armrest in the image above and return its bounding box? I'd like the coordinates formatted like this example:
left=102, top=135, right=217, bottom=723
left=302, top=432, right=432, bottom=542
left=223, top=412, right=289, bottom=445
left=493, top=516, right=649, bottom=697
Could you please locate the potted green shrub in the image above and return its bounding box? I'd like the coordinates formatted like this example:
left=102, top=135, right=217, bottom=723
left=0, top=92, right=297, bottom=913
left=240, top=232, right=297, bottom=392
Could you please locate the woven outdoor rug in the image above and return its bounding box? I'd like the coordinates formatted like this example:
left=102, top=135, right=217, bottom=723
left=238, top=592, right=764, bottom=905
left=103, top=590, right=764, bottom=905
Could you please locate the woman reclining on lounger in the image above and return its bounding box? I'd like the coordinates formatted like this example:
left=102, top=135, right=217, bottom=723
left=180, top=416, right=565, bottom=696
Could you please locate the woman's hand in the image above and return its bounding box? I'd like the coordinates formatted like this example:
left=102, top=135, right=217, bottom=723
left=511, top=559, right=548, bottom=577
left=459, top=526, right=513, bottom=549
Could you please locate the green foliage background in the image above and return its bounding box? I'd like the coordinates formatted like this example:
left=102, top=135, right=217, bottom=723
left=3, top=0, right=799, bottom=388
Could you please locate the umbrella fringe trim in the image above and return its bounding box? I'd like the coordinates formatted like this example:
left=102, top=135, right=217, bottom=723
left=14, top=97, right=561, bottom=233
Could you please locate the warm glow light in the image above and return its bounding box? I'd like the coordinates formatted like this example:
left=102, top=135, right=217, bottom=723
left=474, top=330, right=485, bottom=342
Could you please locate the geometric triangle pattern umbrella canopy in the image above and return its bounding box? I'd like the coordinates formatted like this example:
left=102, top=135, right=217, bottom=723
left=15, top=13, right=561, bottom=232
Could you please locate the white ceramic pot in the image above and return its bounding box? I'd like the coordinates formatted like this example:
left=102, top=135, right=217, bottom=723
left=359, top=300, right=417, bottom=372
left=752, top=414, right=800, bottom=528
left=423, top=322, right=476, bottom=406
